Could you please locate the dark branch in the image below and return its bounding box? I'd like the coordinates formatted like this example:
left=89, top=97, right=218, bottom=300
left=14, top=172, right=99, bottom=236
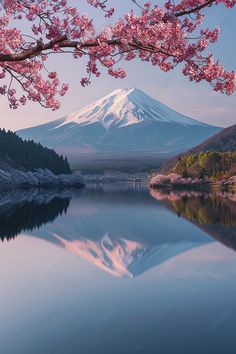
left=175, top=0, right=216, bottom=17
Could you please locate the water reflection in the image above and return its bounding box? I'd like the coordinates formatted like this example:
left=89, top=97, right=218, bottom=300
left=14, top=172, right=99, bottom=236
left=1, top=185, right=236, bottom=354
left=0, top=185, right=212, bottom=278
left=1, top=185, right=236, bottom=278
left=150, top=188, right=236, bottom=251
left=0, top=189, right=72, bottom=241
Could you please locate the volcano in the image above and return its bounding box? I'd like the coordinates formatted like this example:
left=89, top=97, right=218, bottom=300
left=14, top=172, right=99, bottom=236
left=17, top=89, right=221, bottom=170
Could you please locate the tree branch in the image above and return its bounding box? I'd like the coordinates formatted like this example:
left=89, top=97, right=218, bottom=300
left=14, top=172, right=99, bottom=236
left=0, top=35, right=68, bottom=62
left=175, top=0, right=216, bottom=17
left=0, top=37, right=171, bottom=63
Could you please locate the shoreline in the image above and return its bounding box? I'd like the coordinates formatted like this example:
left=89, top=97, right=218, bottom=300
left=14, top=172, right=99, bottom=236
left=149, top=173, right=236, bottom=192
left=0, top=168, right=85, bottom=189
left=149, top=182, right=236, bottom=192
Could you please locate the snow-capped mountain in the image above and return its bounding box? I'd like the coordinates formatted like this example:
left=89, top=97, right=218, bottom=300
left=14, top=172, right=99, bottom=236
left=54, top=88, right=207, bottom=129
left=18, top=88, right=221, bottom=156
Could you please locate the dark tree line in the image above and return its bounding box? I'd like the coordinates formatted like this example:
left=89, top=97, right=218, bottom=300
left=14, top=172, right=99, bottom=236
left=0, top=197, right=70, bottom=242
left=0, top=129, right=71, bottom=174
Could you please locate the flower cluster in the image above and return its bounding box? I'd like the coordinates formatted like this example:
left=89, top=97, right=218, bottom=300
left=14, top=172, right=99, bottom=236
left=0, top=0, right=235, bottom=109
left=150, top=173, right=210, bottom=187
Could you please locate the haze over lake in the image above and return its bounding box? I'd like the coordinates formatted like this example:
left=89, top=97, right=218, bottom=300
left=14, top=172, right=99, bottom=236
left=0, top=184, right=236, bottom=354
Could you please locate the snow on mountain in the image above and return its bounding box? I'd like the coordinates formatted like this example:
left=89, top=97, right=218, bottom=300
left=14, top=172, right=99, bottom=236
left=55, top=88, right=205, bottom=130
left=17, top=88, right=221, bottom=157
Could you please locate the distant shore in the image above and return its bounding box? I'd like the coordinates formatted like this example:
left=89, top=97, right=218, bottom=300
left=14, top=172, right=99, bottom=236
left=82, top=172, right=149, bottom=184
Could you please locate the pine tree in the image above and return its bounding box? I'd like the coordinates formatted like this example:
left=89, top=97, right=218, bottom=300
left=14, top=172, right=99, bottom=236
left=0, top=129, right=71, bottom=174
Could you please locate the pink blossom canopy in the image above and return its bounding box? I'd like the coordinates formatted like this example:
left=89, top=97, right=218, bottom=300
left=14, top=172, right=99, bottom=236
left=0, top=0, right=235, bottom=109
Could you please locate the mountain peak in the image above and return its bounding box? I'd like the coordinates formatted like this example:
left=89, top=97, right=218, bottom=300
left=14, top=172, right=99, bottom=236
left=58, top=87, right=209, bottom=131
left=103, top=87, right=136, bottom=96
left=17, top=88, right=221, bottom=157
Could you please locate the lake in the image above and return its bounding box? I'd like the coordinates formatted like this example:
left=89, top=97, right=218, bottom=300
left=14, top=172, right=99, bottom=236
left=0, top=184, right=236, bottom=354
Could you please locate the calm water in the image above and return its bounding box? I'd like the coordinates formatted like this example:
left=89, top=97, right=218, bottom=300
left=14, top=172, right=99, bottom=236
left=0, top=184, right=236, bottom=354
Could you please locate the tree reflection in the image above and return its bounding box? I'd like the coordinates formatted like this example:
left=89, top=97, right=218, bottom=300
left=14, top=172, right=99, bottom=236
left=0, top=189, right=71, bottom=241
left=150, top=188, right=236, bottom=251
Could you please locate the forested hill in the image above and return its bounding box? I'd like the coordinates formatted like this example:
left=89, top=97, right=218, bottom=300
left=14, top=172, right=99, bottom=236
left=162, top=124, right=236, bottom=176
left=0, top=129, right=71, bottom=175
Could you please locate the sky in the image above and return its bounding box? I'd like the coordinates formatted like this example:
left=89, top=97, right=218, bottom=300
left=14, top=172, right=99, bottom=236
left=0, top=1, right=235, bottom=131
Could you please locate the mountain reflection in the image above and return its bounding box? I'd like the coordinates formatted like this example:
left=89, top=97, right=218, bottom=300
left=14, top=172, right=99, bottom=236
left=150, top=188, right=236, bottom=251
left=0, top=189, right=72, bottom=241
left=22, top=186, right=213, bottom=278
left=2, top=185, right=235, bottom=278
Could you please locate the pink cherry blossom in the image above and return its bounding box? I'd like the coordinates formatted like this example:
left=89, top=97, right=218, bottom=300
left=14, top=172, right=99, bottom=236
left=0, top=0, right=235, bottom=109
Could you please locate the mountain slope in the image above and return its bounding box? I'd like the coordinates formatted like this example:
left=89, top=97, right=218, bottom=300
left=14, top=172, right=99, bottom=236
left=189, top=123, right=236, bottom=153
left=161, top=124, right=236, bottom=176
left=17, top=89, right=221, bottom=159
left=53, top=88, right=208, bottom=129
left=18, top=89, right=221, bottom=173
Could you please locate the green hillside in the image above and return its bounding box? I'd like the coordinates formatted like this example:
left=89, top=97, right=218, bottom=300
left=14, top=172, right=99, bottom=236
left=173, top=151, right=236, bottom=179
left=162, top=124, right=236, bottom=179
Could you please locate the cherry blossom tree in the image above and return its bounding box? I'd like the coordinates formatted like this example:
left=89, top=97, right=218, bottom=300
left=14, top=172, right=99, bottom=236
left=0, top=0, right=235, bottom=110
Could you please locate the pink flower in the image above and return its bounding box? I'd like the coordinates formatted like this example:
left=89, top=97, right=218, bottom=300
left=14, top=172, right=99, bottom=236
left=0, top=0, right=235, bottom=110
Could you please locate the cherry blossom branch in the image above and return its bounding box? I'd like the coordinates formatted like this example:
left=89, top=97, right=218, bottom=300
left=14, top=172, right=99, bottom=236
left=0, top=0, right=235, bottom=110
left=175, top=0, right=217, bottom=17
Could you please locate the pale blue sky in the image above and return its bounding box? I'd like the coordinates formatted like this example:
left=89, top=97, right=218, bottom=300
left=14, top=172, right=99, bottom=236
left=0, top=1, right=235, bottom=131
